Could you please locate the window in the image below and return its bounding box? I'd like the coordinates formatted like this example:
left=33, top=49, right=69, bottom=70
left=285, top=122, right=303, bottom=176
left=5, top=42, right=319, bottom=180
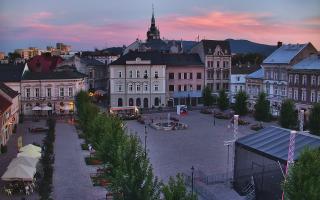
left=317, top=92, right=320, bottom=102
left=89, top=71, right=93, bottom=78
left=266, top=84, right=270, bottom=94
left=189, top=73, right=193, bottom=79
left=217, top=61, right=220, bottom=68
left=26, top=88, right=30, bottom=98
left=183, top=85, right=187, bottom=91
left=60, top=88, right=64, bottom=97
left=136, top=84, right=141, bottom=92
left=281, top=72, right=286, bottom=81
left=190, top=85, right=193, bottom=91
left=154, top=84, right=159, bottom=91
left=288, top=88, right=292, bottom=98
left=216, top=83, right=220, bottom=90
left=294, top=74, right=299, bottom=84
left=169, top=73, right=174, bottom=79
left=318, top=76, right=320, bottom=86
left=311, top=91, right=316, bottom=102
left=155, top=71, right=159, bottom=78
left=294, top=89, right=298, bottom=100
left=274, top=72, right=278, bottom=80
left=118, top=85, right=122, bottom=92
left=68, top=88, right=73, bottom=97
left=136, top=70, right=140, bottom=78
left=237, top=77, right=240, bottom=81
left=118, top=71, right=122, bottom=78
left=178, top=85, right=182, bottom=91
left=47, top=88, right=51, bottom=97
left=35, top=88, right=40, bottom=97
left=235, top=86, right=238, bottom=92
left=311, top=75, right=316, bottom=85
left=302, top=75, right=307, bottom=85
left=197, top=73, right=202, bottom=79
left=184, top=73, right=187, bottom=79
left=217, top=72, right=220, bottom=79
left=289, top=75, right=293, bottom=83
left=301, top=89, right=306, bottom=101
left=144, top=84, right=148, bottom=91
left=281, top=87, right=286, bottom=96
left=178, top=73, right=182, bottom=79
left=128, top=84, right=133, bottom=92
left=129, top=70, right=133, bottom=78
left=144, top=70, right=148, bottom=78
left=274, top=86, right=278, bottom=96
left=169, top=85, right=174, bottom=91
left=196, top=85, right=201, bottom=91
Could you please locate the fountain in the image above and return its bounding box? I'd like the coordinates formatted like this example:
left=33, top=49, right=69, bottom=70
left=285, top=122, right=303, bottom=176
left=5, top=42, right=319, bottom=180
left=150, top=113, right=188, bottom=131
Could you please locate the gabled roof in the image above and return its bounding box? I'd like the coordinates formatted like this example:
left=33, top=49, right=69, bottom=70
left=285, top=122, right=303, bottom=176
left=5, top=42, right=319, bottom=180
left=236, top=126, right=320, bottom=163
left=263, top=43, right=308, bottom=64
left=22, top=71, right=87, bottom=80
left=0, top=82, right=19, bottom=98
left=201, top=40, right=231, bottom=55
left=162, top=53, right=203, bottom=66
left=231, top=65, right=261, bottom=75
left=0, top=94, right=12, bottom=115
left=27, top=55, right=64, bottom=72
left=247, top=68, right=264, bottom=79
left=292, top=54, right=320, bottom=70
left=0, top=64, right=25, bottom=82
left=110, top=51, right=164, bottom=65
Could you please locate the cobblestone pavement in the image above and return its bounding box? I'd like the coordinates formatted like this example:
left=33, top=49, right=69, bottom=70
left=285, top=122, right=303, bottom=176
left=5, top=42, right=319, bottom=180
left=0, top=120, right=46, bottom=200
left=125, top=110, right=277, bottom=199
left=52, top=122, right=106, bottom=200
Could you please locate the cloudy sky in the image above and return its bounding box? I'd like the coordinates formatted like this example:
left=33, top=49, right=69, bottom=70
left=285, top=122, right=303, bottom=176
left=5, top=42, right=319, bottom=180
left=1, top=0, right=319, bottom=53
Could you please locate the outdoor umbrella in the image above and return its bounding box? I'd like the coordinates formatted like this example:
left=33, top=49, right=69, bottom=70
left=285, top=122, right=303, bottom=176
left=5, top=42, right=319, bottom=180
left=20, top=144, right=42, bottom=153
left=7, top=157, right=39, bottom=169
left=1, top=164, right=36, bottom=181
left=32, top=106, right=42, bottom=111
left=17, top=150, right=41, bottom=159
left=42, top=105, right=52, bottom=111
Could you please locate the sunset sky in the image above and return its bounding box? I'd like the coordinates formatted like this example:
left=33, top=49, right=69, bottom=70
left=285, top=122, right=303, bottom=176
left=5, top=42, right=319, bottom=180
left=1, top=0, right=320, bottom=53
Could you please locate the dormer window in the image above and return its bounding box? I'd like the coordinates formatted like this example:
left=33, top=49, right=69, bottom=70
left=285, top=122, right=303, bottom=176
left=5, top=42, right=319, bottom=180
left=136, top=57, right=141, bottom=62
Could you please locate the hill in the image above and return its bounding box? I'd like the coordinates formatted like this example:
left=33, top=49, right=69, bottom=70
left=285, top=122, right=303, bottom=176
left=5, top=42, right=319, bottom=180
left=226, top=39, right=277, bottom=57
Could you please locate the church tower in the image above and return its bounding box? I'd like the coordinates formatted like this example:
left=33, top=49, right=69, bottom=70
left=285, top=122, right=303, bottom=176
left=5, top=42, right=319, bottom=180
left=146, top=5, right=160, bottom=41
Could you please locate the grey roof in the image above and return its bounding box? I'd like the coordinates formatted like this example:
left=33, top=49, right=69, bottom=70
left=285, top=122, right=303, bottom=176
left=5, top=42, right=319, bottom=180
left=162, top=53, right=203, bottom=66
left=263, top=43, right=308, bottom=64
left=22, top=71, right=87, bottom=80
left=0, top=64, right=25, bottom=82
left=231, top=65, right=261, bottom=75
left=80, top=57, right=105, bottom=66
left=247, top=68, right=264, bottom=79
left=236, top=126, right=320, bottom=162
left=201, top=40, right=231, bottom=55
left=292, top=54, right=320, bottom=70
left=110, top=51, right=164, bottom=65
left=0, top=82, right=19, bottom=98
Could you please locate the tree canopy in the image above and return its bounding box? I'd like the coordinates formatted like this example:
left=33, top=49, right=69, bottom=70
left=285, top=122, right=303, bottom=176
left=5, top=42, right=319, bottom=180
left=202, top=86, right=213, bottom=107
left=234, top=91, right=248, bottom=116
left=308, top=103, right=320, bottom=136
left=254, top=92, right=270, bottom=121
left=218, top=90, right=229, bottom=111
left=162, top=174, right=197, bottom=200
left=279, top=99, right=297, bottom=129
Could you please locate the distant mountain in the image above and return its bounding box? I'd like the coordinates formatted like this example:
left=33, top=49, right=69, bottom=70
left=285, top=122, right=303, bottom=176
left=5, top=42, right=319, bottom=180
left=226, top=39, right=277, bottom=57
left=101, top=47, right=124, bottom=55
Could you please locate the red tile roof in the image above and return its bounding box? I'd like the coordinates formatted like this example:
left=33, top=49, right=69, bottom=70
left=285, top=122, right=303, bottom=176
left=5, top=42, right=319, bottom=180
left=0, top=94, right=12, bottom=115
left=27, top=55, right=64, bottom=73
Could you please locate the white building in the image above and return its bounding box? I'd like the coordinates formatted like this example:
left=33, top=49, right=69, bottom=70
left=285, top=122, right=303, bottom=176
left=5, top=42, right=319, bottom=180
left=230, top=64, right=260, bottom=103
left=262, top=43, right=318, bottom=115
left=109, top=51, right=166, bottom=108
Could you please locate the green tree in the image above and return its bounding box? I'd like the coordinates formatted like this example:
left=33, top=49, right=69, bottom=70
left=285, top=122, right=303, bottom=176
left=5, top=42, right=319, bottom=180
left=282, top=148, right=320, bottom=200
left=202, top=86, right=213, bottom=107
left=234, top=91, right=248, bottom=116
left=218, top=90, right=229, bottom=111
left=308, top=103, right=320, bottom=136
left=254, top=92, right=270, bottom=121
left=162, top=174, right=197, bottom=200
left=279, top=99, right=297, bottom=129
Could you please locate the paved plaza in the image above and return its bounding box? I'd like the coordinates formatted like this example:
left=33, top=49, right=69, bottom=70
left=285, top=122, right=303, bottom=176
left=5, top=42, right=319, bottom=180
left=53, top=122, right=106, bottom=200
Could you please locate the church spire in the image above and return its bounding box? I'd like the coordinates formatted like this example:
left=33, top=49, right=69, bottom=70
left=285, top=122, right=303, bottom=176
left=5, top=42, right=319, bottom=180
left=146, top=4, right=160, bottom=41
left=151, top=4, right=155, bottom=25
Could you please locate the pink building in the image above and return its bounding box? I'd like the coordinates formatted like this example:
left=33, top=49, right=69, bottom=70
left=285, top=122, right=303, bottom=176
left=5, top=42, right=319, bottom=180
left=164, top=54, right=205, bottom=107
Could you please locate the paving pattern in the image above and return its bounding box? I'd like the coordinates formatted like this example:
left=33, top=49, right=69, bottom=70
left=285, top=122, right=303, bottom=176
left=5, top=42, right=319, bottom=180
left=52, top=122, right=105, bottom=200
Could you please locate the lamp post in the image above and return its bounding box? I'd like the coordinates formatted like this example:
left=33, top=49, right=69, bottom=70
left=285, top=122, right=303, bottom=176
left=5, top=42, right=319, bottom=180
left=144, top=125, right=147, bottom=158
left=191, top=166, right=194, bottom=195
left=213, top=109, right=216, bottom=126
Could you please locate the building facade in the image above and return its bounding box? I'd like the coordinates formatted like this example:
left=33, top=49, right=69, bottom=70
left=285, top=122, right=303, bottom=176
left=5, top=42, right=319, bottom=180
left=262, top=43, right=318, bottom=115
left=165, top=54, right=205, bottom=107
left=287, top=55, right=320, bottom=111
left=21, top=68, right=87, bottom=115
left=109, top=52, right=166, bottom=108
left=246, top=68, right=264, bottom=110
left=230, top=65, right=260, bottom=103
left=191, top=40, right=231, bottom=94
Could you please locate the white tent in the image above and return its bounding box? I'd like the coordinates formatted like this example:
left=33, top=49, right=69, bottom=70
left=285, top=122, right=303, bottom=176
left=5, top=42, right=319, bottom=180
left=1, top=165, right=36, bottom=181
left=42, top=105, right=52, bottom=111
left=32, top=106, right=42, bottom=111
left=7, top=157, right=39, bottom=169
left=20, top=144, right=42, bottom=153
left=17, top=150, right=41, bottom=159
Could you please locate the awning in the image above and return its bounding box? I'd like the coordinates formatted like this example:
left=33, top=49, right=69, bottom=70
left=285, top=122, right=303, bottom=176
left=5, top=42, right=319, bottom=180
left=17, top=150, right=41, bottom=159
left=1, top=164, right=36, bottom=181
left=62, top=105, right=74, bottom=111
left=32, top=106, right=42, bottom=111
left=19, top=144, right=42, bottom=153
left=7, top=157, right=39, bottom=169
left=94, top=90, right=107, bottom=95
left=42, top=106, right=52, bottom=111
left=172, top=91, right=202, bottom=98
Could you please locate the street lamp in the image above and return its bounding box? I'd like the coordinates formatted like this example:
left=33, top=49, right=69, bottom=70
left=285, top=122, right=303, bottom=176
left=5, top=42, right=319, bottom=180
left=213, top=109, right=216, bottom=126
left=191, top=166, right=194, bottom=195
left=144, top=125, right=147, bottom=158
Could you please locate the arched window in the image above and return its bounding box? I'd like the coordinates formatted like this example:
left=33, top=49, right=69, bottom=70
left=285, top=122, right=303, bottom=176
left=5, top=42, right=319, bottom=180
left=129, top=98, right=134, bottom=106
left=154, top=97, right=159, bottom=106
left=136, top=98, right=141, bottom=107
left=118, top=98, right=123, bottom=107
left=143, top=98, right=148, bottom=108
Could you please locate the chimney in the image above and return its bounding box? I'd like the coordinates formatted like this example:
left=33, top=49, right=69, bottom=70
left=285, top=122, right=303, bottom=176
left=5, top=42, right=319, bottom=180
left=277, top=41, right=282, bottom=48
